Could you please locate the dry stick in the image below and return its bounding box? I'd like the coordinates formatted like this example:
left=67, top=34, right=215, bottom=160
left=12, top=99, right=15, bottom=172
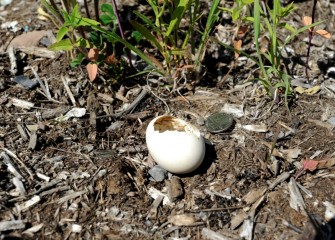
left=61, top=75, right=77, bottom=106
left=31, top=67, right=63, bottom=104
left=1, top=148, right=34, bottom=182
left=305, top=0, right=318, bottom=82
left=96, top=87, right=149, bottom=119
left=7, top=46, right=17, bottom=75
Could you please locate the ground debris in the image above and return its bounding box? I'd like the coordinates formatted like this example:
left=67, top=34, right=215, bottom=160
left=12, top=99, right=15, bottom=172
left=0, top=220, right=26, bottom=231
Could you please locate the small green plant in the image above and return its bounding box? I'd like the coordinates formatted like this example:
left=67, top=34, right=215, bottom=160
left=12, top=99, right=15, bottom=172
left=40, top=1, right=159, bottom=81
left=40, top=0, right=222, bottom=84
left=252, top=0, right=325, bottom=103
left=221, top=0, right=325, bottom=105
left=302, top=0, right=331, bottom=82
left=130, top=0, right=221, bottom=78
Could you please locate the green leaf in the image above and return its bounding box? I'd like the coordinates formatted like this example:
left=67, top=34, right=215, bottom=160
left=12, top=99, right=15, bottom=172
left=284, top=20, right=323, bottom=46
left=76, top=38, right=91, bottom=48
left=89, top=23, right=165, bottom=75
left=70, top=4, right=81, bottom=24
left=49, top=39, right=73, bottom=51
left=219, top=7, right=233, bottom=13
left=279, top=22, right=296, bottom=33
left=165, top=0, right=191, bottom=38
left=101, top=3, right=115, bottom=16
left=56, top=26, right=70, bottom=41
left=194, top=0, right=220, bottom=68
left=133, top=11, right=158, bottom=31
left=131, top=31, right=142, bottom=43
left=232, top=8, right=241, bottom=21
left=242, top=0, right=254, bottom=4
left=245, top=16, right=254, bottom=23
left=77, top=17, right=100, bottom=27
left=70, top=52, right=84, bottom=67
left=130, top=20, right=163, bottom=52
left=100, top=14, right=114, bottom=25
left=254, top=0, right=271, bottom=89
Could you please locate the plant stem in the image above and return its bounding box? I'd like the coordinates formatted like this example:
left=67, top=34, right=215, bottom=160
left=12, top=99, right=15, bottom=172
left=94, top=0, right=99, bottom=21
left=83, top=0, right=91, bottom=19
left=110, top=0, right=133, bottom=68
left=305, top=0, right=318, bottom=82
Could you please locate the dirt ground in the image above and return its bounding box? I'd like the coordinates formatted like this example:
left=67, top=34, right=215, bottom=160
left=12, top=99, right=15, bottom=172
left=1, top=0, right=335, bottom=239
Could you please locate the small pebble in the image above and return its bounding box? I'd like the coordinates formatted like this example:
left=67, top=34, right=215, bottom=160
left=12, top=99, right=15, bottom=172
left=327, top=116, right=335, bottom=126
left=13, top=75, right=38, bottom=89
left=148, top=165, right=167, bottom=182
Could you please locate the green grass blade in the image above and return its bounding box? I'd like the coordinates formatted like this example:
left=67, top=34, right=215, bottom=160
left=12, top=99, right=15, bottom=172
left=130, top=20, right=163, bottom=53
left=195, top=0, right=220, bottom=68
left=253, top=0, right=270, bottom=88
left=133, top=11, right=159, bottom=31
left=165, top=0, right=190, bottom=38
left=88, top=22, right=165, bottom=75
left=283, top=21, right=324, bottom=46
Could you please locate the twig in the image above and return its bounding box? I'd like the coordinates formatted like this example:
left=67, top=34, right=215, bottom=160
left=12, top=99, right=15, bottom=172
left=31, top=67, right=63, bottom=104
left=96, top=87, right=149, bottom=118
left=61, top=75, right=77, bottom=106
left=146, top=72, right=170, bottom=113
left=7, top=46, right=17, bottom=75
left=1, top=148, right=34, bottom=182
left=31, top=67, right=50, bottom=99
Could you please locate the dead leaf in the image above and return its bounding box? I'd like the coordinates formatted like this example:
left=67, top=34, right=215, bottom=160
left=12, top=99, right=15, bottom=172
left=295, top=85, right=320, bottom=95
left=88, top=48, right=99, bottom=62
left=281, top=148, right=302, bottom=163
left=86, top=63, right=98, bottom=81
left=307, top=119, right=334, bottom=131
left=237, top=25, right=248, bottom=39
left=144, top=51, right=163, bottom=69
left=315, top=29, right=331, bottom=39
left=10, top=30, right=49, bottom=48
left=302, top=16, right=312, bottom=30
left=317, top=158, right=335, bottom=169
left=105, top=54, right=118, bottom=64
left=233, top=40, right=242, bottom=59
left=301, top=159, right=319, bottom=172
left=301, top=158, right=335, bottom=172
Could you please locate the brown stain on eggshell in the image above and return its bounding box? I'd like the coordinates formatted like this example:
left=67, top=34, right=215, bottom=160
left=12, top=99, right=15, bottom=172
left=153, top=116, right=186, bottom=133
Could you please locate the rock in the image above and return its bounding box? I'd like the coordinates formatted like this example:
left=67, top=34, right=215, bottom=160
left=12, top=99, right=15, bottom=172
left=148, top=165, right=167, bottom=182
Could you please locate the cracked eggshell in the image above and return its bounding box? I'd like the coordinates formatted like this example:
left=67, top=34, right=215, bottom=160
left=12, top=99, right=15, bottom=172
left=146, top=115, right=206, bottom=174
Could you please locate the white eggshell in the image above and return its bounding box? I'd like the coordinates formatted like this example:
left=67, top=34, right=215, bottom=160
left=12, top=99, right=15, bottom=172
left=146, top=115, right=206, bottom=174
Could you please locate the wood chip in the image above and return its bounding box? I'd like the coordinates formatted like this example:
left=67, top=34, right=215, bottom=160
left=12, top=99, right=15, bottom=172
left=41, top=106, right=71, bottom=119
left=147, top=195, right=163, bottom=220
left=268, top=171, right=291, bottom=190
left=167, top=176, right=184, bottom=202
left=55, top=189, right=88, bottom=204
left=17, top=195, right=41, bottom=212
left=201, top=227, right=232, bottom=240
left=16, top=46, right=58, bottom=58
left=22, top=223, right=44, bottom=236
left=11, top=98, right=34, bottom=109
left=168, top=214, right=197, bottom=226
left=17, top=124, right=28, bottom=140
left=288, top=177, right=306, bottom=215
left=28, top=131, right=37, bottom=150
left=0, top=220, right=26, bottom=231
left=12, top=176, right=26, bottom=195
left=242, top=187, right=267, bottom=205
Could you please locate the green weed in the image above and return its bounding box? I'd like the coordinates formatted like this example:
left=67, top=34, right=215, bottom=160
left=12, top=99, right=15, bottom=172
left=222, top=0, right=324, bottom=105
